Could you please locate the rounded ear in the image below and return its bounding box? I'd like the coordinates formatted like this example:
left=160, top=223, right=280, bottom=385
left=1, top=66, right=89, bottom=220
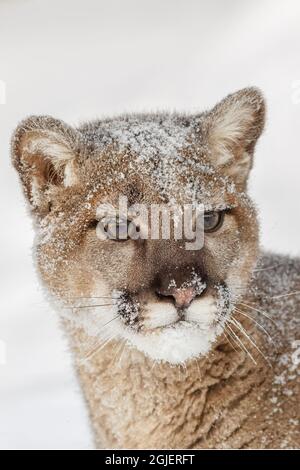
left=11, top=116, right=82, bottom=217
left=199, top=87, right=266, bottom=188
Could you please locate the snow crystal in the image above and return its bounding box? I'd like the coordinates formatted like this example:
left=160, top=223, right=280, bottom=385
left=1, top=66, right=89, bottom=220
left=78, top=113, right=240, bottom=208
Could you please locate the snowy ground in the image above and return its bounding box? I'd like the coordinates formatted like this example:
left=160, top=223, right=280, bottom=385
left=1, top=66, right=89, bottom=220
left=0, top=0, right=299, bottom=450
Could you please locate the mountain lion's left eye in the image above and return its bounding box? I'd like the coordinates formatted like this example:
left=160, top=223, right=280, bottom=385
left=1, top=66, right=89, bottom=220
left=204, top=211, right=225, bottom=233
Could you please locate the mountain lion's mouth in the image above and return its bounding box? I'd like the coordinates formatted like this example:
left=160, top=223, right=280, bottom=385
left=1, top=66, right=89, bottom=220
left=142, top=317, right=190, bottom=332
left=120, top=313, right=226, bottom=365
left=115, top=285, right=232, bottom=333
left=117, top=287, right=233, bottom=364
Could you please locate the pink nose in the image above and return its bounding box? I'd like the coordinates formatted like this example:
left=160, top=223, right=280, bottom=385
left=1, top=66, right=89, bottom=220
left=172, top=287, right=196, bottom=308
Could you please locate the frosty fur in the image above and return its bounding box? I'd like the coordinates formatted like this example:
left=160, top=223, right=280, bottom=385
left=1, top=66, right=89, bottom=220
left=12, top=88, right=299, bottom=448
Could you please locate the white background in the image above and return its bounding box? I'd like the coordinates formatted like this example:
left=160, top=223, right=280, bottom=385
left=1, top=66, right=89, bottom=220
left=0, top=0, right=299, bottom=449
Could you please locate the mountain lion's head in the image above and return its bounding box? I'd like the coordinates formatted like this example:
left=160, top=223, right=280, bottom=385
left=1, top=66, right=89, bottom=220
left=12, top=87, right=265, bottom=364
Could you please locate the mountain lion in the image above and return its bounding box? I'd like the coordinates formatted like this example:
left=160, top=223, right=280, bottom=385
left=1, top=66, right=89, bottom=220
left=12, top=88, right=299, bottom=448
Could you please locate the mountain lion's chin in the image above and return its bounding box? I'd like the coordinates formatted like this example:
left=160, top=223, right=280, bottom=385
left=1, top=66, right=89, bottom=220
left=123, top=322, right=222, bottom=365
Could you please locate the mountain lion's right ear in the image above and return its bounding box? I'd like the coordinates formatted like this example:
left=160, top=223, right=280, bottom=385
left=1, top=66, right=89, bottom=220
left=11, top=116, right=82, bottom=217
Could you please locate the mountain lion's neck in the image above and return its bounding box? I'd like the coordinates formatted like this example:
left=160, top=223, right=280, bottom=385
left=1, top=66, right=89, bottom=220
left=69, top=311, right=269, bottom=449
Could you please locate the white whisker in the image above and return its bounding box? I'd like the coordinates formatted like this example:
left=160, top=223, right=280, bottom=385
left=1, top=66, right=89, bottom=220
left=83, top=335, right=115, bottom=361
left=226, top=323, right=257, bottom=365
left=223, top=328, right=240, bottom=353
left=272, top=291, right=300, bottom=300
left=239, top=302, right=277, bottom=326
left=253, top=263, right=286, bottom=272
left=229, top=316, right=271, bottom=366
left=233, top=307, right=274, bottom=342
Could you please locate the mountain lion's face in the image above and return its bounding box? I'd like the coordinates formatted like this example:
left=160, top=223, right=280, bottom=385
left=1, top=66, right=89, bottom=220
left=12, top=88, right=265, bottom=364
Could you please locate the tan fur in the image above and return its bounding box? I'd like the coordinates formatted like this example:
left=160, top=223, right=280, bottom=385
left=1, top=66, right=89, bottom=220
left=68, top=253, right=300, bottom=449
left=11, top=88, right=299, bottom=448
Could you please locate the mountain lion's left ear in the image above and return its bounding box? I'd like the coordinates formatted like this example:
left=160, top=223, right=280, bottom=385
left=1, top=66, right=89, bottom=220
left=201, top=87, right=265, bottom=188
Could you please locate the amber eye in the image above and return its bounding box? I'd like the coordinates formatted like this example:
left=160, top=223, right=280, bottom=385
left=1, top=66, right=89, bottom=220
left=204, top=211, right=225, bottom=233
